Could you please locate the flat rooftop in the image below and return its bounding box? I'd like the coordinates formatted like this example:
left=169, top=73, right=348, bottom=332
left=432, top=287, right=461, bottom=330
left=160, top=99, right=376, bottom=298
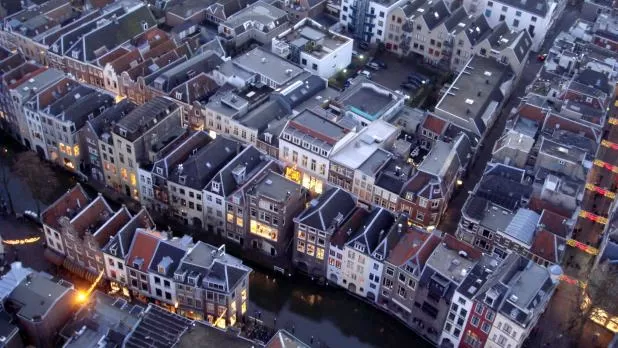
left=330, top=120, right=398, bottom=169
left=277, top=19, right=351, bottom=59
left=427, top=242, right=477, bottom=285
left=481, top=202, right=516, bottom=233
left=233, top=48, right=304, bottom=86
left=251, top=171, right=302, bottom=202
left=341, top=79, right=400, bottom=121
left=13, top=68, right=64, bottom=100
left=9, top=272, right=73, bottom=320
left=435, top=56, right=511, bottom=134
left=223, top=1, right=288, bottom=30
left=419, top=140, right=452, bottom=176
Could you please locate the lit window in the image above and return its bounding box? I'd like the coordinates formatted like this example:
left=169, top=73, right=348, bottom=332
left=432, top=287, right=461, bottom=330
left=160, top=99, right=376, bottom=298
left=59, top=143, right=66, bottom=153
left=121, top=168, right=128, bottom=180
left=227, top=213, right=234, bottom=223
left=316, top=247, right=325, bottom=260
left=241, top=301, right=247, bottom=314
left=297, top=230, right=306, bottom=240
left=297, top=241, right=306, bottom=253
left=130, top=173, right=137, bottom=186
left=236, top=217, right=243, bottom=228
left=73, top=145, right=80, bottom=156
left=306, top=244, right=315, bottom=256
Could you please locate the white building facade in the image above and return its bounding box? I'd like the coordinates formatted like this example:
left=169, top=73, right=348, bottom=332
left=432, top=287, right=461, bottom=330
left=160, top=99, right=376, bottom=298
left=465, top=0, right=563, bottom=51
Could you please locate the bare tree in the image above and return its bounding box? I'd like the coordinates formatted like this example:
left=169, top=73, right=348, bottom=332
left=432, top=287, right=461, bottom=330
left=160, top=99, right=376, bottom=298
left=12, top=151, right=59, bottom=215
left=567, top=261, right=618, bottom=347
left=0, top=147, right=14, bottom=214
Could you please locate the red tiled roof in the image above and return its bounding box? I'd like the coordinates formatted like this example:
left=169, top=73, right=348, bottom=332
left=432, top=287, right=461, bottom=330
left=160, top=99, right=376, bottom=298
left=97, top=47, right=131, bottom=67
left=530, top=229, right=563, bottom=264
left=70, top=196, right=112, bottom=237
left=423, top=115, right=447, bottom=135
left=126, top=229, right=163, bottom=272
left=387, top=228, right=430, bottom=265
left=330, top=208, right=369, bottom=248
left=543, top=113, right=599, bottom=142
left=528, top=196, right=574, bottom=218
left=93, top=208, right=132, bottom=247
left=108, top=49, right=141, bottom=72
left=41, top=184, right=90, bottom=230
left=517, top=103, right=546, bottom=123
left=539, top=209, right=570, bottom=238
left=443, top=234, right=482, bottom=260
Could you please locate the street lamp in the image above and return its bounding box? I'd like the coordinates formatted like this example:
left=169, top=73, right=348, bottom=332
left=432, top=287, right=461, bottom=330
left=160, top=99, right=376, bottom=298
left=76, top=291, right=88, bottom=303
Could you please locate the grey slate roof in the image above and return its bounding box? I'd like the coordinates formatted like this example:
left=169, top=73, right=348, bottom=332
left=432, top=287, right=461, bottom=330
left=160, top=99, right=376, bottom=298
left=177, top=242, right=251, bottom=293
left=422, top=0, right=450, bottom=30
left=102, top=209, right=154, bottom=259
left=124, top=304, right=193, bottom=348
left=346, top=208, right=395, bottom=254
left=168, top=136, right=243, bottom=190
left=206, top=145, right=269, bottom=198
left=69, top=5, right=156, bottom=62
left=296, top=187, right=356, bottom=232
left=574, top=68, right=611, bottom=95
left=148, top=240, right=187, bottom=278
left=503, top=209, right=540, bottom=245
left=496, top=0, right=549, bottom=17
left=88, top=99, right=137, bottom=137
left=114, top=97, right=179, bottom=142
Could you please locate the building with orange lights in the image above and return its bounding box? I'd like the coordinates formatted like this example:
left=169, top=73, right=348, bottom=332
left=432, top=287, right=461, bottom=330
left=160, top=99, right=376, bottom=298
left=279, top=109, right=353, bottom=195
left=107, top=97, right=182, bottom=200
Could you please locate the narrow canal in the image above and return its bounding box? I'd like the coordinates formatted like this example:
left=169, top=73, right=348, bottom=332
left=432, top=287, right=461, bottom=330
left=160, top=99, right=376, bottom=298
left=0, top=136, right=430, bottom=348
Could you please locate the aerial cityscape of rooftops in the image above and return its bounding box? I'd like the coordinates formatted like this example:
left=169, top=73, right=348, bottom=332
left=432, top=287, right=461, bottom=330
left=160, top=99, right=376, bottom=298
left=0, top=0, right=616, bottom=346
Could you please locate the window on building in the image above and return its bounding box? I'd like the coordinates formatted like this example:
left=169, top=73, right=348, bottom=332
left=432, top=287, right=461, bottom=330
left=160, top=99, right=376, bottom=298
left=471, top=316, right=480, bottom=327
left=501, top=5, right=507, bottom=11
left=499, top=14, right=505, bottom=21
left=301, top=58, right=307, bottom=65
left=513, top=19, right=519, bottom=27
left=481, top=322, right=491, bottom=333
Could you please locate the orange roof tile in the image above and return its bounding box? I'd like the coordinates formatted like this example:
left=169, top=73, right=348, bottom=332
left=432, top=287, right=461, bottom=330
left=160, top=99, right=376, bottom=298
left=423, top=115, right=447, bottom=135
left=387, top=228, right=429, bottom=265
left=530, top=229, right=563, bottom=264
left=126, top=229, right=163, bottom=272
left=539, top=209, right=570, bottom=238
left=42, top=184, right=90, bottom=230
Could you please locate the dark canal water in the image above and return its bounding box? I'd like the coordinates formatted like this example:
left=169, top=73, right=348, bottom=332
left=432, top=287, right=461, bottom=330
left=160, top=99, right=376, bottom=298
left=0, top=135, right=430, bottom=348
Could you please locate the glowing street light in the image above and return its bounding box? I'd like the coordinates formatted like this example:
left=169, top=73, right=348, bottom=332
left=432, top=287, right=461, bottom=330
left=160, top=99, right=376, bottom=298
left=75, top=270, right=105, bottom=304
left=76, top=291, right=88, bottom=303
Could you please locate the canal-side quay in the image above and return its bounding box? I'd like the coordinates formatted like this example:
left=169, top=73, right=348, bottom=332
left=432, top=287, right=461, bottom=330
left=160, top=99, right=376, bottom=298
left=0, top=134, right=429, bottom=348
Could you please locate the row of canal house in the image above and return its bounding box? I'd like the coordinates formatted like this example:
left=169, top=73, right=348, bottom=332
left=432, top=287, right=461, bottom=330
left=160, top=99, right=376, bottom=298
left=41, top=184, right=252, bottom=328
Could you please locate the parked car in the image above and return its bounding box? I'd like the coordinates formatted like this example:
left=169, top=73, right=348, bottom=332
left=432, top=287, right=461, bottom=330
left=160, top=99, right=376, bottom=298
left=408, top=74, right=428, bottom=85
left=358, top=42, right=370, bottom=50
left=372, top=59, right=387, bottom=68
left=537, top=53, right=548, bottom=62
left=408, top=72, right=430, bottom=83
left=406, top=79, right=422, bottom=88
left=400, top=82, right=417, bottom=90
left=352, top=50, right=360, bottom=58
left=359, top=70, right=372, bottom=79
left=367, top=62, right=380, bottom=70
